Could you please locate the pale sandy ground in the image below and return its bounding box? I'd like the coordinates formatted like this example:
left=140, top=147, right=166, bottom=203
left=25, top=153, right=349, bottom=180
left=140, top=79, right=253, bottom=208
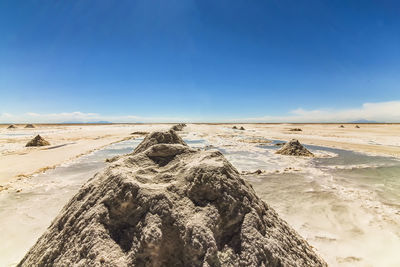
left=0, top=124, right=171, bottom=187
left=1, top=123, right=399, bottom=187
left=187, top=123, right=400, bottom=157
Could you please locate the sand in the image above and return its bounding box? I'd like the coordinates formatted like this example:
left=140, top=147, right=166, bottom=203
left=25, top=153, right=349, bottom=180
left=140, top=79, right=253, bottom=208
left=1, top=123, right=399, bottom=187
left=0, top=124, right=172, bottom=185
left=186, top=123, right=400, bottom=157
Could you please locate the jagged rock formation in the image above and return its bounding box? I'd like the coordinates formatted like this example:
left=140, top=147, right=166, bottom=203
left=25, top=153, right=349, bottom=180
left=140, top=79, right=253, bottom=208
left=25, top=135, right=50, bottom=147
left=171, top=123, right=186, bottom=131
left=7, top=124, right=17, bottom=129
left=276, top=139, right=314, bottom=157
left=25, top=124, right=35, bottom=128
left=19, top=131, right=326, bottom=267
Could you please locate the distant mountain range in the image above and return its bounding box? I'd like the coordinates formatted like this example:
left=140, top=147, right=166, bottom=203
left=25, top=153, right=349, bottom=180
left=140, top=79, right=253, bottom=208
left=349, top=119, right=380, bottom=123
left=60, top=121, right=112, bottom=124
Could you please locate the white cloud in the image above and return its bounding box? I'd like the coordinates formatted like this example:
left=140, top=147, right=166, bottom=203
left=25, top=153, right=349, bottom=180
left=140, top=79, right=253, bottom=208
left=1, top=101, right=400, bottom=123
left=237, top=101, right=400, bottom=123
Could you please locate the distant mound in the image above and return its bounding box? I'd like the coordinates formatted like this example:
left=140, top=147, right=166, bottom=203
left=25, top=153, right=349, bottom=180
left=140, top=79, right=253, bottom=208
left=171, top=123, right=186, bottom=131
left=232, top=126, right=238, bottom=129
left=355, top=125, right=360, bottom=128
left=26, top=135, right=50, bottom=147
left=289, top=128, right=302, bottom=132
left=130, top=131, right=149, bottom=135
left=276, top=139, right=314, bottom=157
left=134, top=129, right=187, bottom=154
left=25, top=124, right=35, bottom=128
left=7, top=124, right=17, bottom=129
left=339, top=125, right=345, bottom=128
left=239, top=126, right=245, bottom=130
left=19, top=131, right=326, bottom=267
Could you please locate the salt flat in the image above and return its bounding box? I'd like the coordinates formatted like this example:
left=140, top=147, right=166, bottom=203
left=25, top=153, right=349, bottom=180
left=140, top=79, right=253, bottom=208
left=1, top=124, right=400, bottom=266
left=1, top=123, right=399, bottom=187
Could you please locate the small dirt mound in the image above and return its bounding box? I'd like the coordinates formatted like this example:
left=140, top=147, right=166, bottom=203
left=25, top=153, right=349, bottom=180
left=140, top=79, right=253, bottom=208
left=339, top=125, right=345, bottom=128
left=289, top=128, right=302, bottom=131
left=232, top=126, right=238, bottom=129
left=355, top=125, right=360, bottom=128
left=7, top=124, right=17, bottom=129
left=25, top=135, right=50, bottom=147
left=133, top=129, right=187, bottom=154
left=25, top=124, right=35, bottom=128
left=171, top=123, right=186, bottom=131
left=239, top=126, right=245, bottom=130
left=276, top=139, right=314, bottom=157
left=130, top=131, right=149, bottom=135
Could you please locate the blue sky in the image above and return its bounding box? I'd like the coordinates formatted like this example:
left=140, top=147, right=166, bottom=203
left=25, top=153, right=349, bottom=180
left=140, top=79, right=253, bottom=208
left=1, top=0, right=400, bottom=122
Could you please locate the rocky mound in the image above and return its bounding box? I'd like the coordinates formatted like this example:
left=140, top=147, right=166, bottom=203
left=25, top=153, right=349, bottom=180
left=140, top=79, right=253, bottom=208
left=19, top=131, right=325, bottom=267
left=171, top=123, right=186, bottom=131
left=232, top=126, right=238, bottom=129
left=7, top=124, right=17, bottom=129
left=355, top=125, right=360, bottom=128
left=25, top=135, right=50, bottom=147
left=107, top=130, right=186, bottom=163
left=339, top=125, right=344, bottom=128
left=25, top=124, right=35, bottom=128
left=289, top=128, right=302, bottom=132
left=276, top=139, right=314, bottom=157
left=239, top=126, right=245, bottom=130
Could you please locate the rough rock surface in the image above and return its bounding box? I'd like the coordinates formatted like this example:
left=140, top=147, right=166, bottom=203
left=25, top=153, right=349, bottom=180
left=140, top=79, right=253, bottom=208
left=26, top=135, right=50, bottom=147
left=171, top=123, right=186, bottom=131
left=276, top=139, right=314, bottom=157
left=19, top=131, right=326, bottom=267
left=25, top=124, right=35, bottom=128
left=7, top=124, right=17, bottom=129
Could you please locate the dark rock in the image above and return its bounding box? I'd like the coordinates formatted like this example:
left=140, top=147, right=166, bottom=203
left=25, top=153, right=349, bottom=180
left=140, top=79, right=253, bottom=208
left=130, top=131, right=149, bottom=135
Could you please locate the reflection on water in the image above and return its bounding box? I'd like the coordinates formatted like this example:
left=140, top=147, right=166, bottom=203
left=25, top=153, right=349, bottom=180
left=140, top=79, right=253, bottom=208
left=218, top=142, right=400, bottom=267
